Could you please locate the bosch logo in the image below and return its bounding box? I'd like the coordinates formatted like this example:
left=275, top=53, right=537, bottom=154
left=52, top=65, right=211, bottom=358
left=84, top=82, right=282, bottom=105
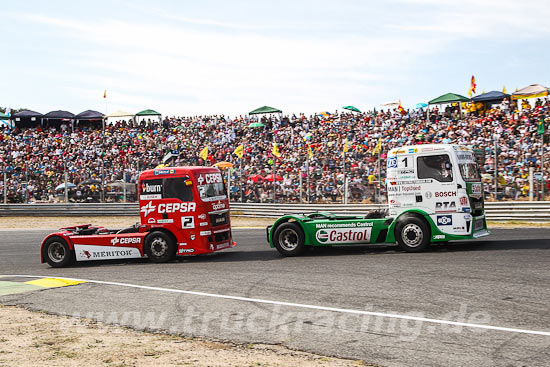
left=425, top=191, right=433, bottom=199
left=437, top=215, right=453, bottom=225
left=435, top=191, right=457, bottom=197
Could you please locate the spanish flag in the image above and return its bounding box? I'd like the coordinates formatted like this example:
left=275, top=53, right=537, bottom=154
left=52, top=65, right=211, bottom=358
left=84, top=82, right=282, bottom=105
left=372, top=137, right=382, bottom=156
left=307, top=145, right=313, bottom=159
left=234, top=144, right=244, bottom=158
left=199, top=146, right=208, bottom=160
left=103, top=90, right=107, bottom=99
left=272, top=142, right=281, bottom=158
left=398, top=99, right=406, bottom=114
left=468, top=75, right=476, bottom=97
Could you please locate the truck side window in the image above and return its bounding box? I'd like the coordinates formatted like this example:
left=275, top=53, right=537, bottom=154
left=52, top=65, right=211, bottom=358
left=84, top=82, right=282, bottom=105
left=163, top=178, right=193, bottom=202
left=417, top=154, right=453, bottom=182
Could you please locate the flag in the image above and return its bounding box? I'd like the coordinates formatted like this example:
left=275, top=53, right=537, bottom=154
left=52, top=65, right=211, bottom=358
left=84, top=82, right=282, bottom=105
left=468, top=75, right=476, bottom=97
left=538, top=118, right=545, bottom=135
left=342, top=139, right=349, bottom=156
left=307, top=145, right=313, bottom=159
left=272, top=142, right=281, bottom=157
left=398, top=99, right=406, bottom=114
left=502, top=85, right=507, bottom=94
left=372, top=137, right=382, bottom=156
left=103, top=90, right=107, bottom=98
left=234, top=144, right=244, bottom=158
left=199, top=146, right=208, bottom=160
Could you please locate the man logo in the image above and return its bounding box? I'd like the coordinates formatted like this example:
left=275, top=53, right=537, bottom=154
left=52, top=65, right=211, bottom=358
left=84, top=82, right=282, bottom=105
left=316, top=230, right=329, bottom=243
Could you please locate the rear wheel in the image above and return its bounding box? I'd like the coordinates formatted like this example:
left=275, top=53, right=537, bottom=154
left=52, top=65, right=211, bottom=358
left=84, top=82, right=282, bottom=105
left=395, top=216, right=431, bottom=252
left=144, top=232, right=176, bottom=263
left=273, top=222, right=306, bottom=257
left=43, top=237, right=73, bottom=268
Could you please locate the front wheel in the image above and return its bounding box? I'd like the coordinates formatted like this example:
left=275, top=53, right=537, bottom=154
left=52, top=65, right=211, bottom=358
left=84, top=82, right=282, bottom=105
left=43, top=237, right=74, bottom=268
left=144, top=232, right=176, bottom=263
left=395, top=217, right=431, bottom=252
left=273, top=222, right=306, bottom=257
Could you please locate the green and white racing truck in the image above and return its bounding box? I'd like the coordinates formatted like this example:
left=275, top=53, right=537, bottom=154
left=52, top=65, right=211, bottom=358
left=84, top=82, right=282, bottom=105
left=267, top=144, right=489, bottom=255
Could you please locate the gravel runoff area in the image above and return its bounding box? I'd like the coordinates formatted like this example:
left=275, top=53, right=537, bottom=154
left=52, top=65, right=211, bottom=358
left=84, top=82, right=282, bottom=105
left=0, top=305, right=367, bottom=367
left=0, top=216, right=547, bottom=230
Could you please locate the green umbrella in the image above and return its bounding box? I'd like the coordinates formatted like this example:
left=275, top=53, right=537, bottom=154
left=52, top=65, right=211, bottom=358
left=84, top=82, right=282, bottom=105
left=248, top=122, right=265, bottom=128
left=343, top=106, right=361, bottom=113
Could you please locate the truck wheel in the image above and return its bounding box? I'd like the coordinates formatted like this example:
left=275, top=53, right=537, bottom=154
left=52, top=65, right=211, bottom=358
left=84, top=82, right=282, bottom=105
left=145, top=232, right=176, bottom=263
left=273, top=222, right=306, bottom=257
left=43, top=237, right=73, bottom=268
left=396, top=217, right=430, bottom=252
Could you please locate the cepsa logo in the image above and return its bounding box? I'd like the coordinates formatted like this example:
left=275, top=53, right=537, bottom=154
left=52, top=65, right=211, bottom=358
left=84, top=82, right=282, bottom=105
left=435, top=191, right=456, bottom=197
left=315, top=228, right=371, bottom=244
left=110, top=237, right=141, bottom=245
left=140, top=201, right=196, bottom=217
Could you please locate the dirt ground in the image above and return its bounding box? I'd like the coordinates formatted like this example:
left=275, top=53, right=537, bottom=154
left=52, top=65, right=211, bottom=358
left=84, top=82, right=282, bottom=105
left=0, top=216, right=547, bottom=230
left=0, top=305, right=367, bottom=367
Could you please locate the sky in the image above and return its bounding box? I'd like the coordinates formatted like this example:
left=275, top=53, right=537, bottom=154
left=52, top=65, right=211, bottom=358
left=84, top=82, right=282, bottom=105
left=1, top=0, right=550, bottom=117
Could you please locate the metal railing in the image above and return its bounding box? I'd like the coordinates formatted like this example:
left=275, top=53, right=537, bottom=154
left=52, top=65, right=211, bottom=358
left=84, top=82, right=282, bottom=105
left=1, top=202, right=549, bottom=222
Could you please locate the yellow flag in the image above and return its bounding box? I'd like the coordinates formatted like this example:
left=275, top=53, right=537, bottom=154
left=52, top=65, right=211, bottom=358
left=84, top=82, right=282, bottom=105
left=502, top=85, right=507, bottom=94
left=342, top=139, right=349, bottom=156
left=234, top=144, right=244, bottom=158
left=372, top=137, right=381, bottom=156
left=307, top=145, right=313, bottom=159
left=199, top=146, right=208, bottom=160
left=272, top=142, right=281, bottom=158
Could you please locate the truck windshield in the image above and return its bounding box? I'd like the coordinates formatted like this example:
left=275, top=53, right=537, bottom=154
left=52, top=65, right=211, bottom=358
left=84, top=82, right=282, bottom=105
left=459, top=163, right=481, bottom=181
left=197, top=182, right=226, bottom=202
left=417, top=154, right=453, bottom=182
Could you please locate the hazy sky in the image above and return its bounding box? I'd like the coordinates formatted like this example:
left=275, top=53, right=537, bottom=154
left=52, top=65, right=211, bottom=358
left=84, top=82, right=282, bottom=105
left=1, top=0, right=549, bottom=116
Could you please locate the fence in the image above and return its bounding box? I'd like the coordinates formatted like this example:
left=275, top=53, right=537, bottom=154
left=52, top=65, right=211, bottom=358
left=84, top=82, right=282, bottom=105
left=0, top=201, right=549, bottom=222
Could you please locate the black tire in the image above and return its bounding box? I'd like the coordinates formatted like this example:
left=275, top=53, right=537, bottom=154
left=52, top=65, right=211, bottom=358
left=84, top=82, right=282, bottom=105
left=144, top=231, right=176, bottom=263
left=395, top=216, right=431, bottom=252
left=43, top=237, right=74, bottom=268
left=273, top=222, right=306, bottom=257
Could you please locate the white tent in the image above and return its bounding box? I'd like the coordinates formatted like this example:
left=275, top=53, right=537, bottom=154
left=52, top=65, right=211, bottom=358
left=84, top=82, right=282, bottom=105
left=104, top=110, right=134, bottom=125
left=511, top=84, right=550, bottom=100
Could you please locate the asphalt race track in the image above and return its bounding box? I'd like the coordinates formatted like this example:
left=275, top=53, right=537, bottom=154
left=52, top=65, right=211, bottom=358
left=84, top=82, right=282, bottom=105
left=1, top=228, right=549, bottom=366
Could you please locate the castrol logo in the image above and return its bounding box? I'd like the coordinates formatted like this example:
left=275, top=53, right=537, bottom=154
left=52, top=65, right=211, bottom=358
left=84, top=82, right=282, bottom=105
left=315, top=228, right=372, bottom=244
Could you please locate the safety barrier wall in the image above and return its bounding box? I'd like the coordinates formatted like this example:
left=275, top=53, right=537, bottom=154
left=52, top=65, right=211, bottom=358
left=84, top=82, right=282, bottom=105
left=1, top=202, right=549, bottom=221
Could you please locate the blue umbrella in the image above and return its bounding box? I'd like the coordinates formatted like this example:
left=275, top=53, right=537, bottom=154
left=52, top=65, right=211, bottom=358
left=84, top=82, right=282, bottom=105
left=416, top=103, right=428, bottom=108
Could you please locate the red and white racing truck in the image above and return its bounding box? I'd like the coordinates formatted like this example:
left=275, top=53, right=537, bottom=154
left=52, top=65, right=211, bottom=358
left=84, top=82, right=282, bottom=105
left=41, top=167, right=235, bottom=267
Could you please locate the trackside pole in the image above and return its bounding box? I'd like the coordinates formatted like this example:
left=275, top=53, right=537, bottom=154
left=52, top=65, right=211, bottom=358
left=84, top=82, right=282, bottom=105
left=3, top=170, right=7, bottom=204
left=529, top=167, right=534, bottom=201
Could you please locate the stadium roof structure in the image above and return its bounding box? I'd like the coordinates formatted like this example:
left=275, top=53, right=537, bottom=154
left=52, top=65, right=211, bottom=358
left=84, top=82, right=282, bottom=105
left=13, top=110, right=42, bottom=118
left=136, top=109, right=161, bottom=116
left=249, top=106, right=282, bottom=115
left=511, top=84, right=549, bottom=100
left=472, top=91, right=509, bottom=102
left=428, top=93, right=470, bottom=104
left=75, top=110, right=104, bottom=120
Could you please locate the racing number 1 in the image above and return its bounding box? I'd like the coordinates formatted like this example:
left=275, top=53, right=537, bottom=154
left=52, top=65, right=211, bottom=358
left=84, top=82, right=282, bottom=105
left=398, top=156, right=411, bottom=168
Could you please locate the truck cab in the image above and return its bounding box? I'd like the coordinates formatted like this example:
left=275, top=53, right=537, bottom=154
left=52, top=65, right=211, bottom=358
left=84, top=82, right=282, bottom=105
left=386, top=144, right=488, bottom=240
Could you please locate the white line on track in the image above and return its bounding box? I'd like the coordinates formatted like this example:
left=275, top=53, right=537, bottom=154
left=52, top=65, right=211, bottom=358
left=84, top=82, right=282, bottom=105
left=3, top=274, right=550, bottom=337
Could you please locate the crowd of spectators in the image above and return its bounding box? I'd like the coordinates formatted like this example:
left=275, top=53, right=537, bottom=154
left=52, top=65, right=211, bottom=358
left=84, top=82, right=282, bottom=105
left=1, top=98, right=549, bottom=203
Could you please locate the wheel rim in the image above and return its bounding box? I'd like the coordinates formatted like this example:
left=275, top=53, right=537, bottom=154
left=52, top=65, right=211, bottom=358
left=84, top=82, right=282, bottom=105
left=278, top=228, right=299, bottom=251
left=402, top=223, right=424, bottom=247
left=150, top=237, right=168, bottom=257
left=48, top=242, right=66, bottom=263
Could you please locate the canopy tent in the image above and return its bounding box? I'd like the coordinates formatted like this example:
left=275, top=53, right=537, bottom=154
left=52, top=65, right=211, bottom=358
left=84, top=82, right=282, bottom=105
left=75, top=110, right=104, bottom=120
left=428, top=93, right=470, bottom=104
left=472, top=91, right=509, bottom=102
left=0, top=112, right=11, bottom=128
left=249, top=106, right=282, bottom=115
left=104, top=110, right=134, bottom=125
left=43, top=110, right=75, bottom=119
left=12, top=110, right=43, bottom=127
left=135, top=109, right=162, bottom=124
left=511, top=84, right=550, bottom=100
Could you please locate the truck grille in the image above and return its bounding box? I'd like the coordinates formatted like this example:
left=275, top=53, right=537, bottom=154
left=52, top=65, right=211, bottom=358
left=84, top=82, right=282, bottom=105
left=209, top=211, right=229, bottom=227
left=470, top=197, right=484, bottom=217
